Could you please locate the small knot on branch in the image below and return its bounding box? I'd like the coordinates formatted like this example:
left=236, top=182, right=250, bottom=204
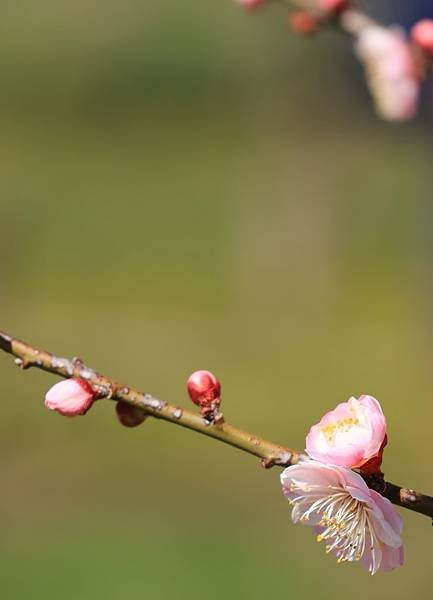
left=400, top=488, right=419, bottom=506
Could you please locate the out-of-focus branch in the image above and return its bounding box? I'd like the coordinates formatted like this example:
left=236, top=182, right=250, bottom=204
left=1, top=330, right=432, bottom=520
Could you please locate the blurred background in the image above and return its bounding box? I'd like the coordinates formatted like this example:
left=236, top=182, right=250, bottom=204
left=1, top=1, right=432, bottom=598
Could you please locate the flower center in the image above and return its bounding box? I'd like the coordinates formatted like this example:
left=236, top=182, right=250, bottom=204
left=320, top=416, right=360, bottom=443
left=289, top=482, right=378, bottom=566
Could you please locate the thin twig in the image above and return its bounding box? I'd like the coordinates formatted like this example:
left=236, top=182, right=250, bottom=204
left=1, top=330, right=432, bottom=520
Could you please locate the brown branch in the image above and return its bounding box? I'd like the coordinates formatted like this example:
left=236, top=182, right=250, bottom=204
left=1, top=330, right=432, bottom=521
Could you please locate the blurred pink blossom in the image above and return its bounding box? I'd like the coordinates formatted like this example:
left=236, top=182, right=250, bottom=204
left=281, top=461, right=404, bottom=574
left=355, top=26, right=420, bottom=121
left=306, top=395, right=386, bottom=470
left=45, top=378, right=95, bottom=417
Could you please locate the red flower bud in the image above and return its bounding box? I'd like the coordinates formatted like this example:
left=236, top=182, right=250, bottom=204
left=289, top=11, right=319, bottom=36
left=115, top=401, right=147, bottom=428
left=411, top=19, right=433, bottom=56
left=187, top=370, right=221, bottom=409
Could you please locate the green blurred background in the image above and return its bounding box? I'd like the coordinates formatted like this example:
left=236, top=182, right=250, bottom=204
left=1, top=1, right=432, bottom=598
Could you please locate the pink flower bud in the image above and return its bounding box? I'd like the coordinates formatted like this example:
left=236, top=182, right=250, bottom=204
left=187, top=370, right=221, bottom=409
left=45, top=378, right=96, bottom=417
left=306, top=395, right=387, bottom=471
left=115, top=401, right=147, bottom=428
left=411, top=19, right=433, bottom=56
left=236, top=0, right=269, bottom=10
left=289, top=11, right=319, bottom=36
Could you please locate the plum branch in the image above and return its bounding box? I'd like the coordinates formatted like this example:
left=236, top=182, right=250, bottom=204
left=1, top=330, right=432, bottom=520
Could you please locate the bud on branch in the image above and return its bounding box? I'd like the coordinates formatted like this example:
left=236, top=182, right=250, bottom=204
left=187, top=370, right=223, bottom=423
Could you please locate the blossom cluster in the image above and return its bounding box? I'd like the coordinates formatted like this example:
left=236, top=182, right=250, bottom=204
left=43, top=376, right=403, bottom=574
left=236, top=0, right=433, bottom=122
left=281, top=395, right=403, bottom=574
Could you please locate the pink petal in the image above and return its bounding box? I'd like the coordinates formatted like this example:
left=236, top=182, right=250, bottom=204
left=380, top=545, right=404, bottom=571
left=372, top=490, right=403, bottom=536
left=45, top=379, right=95, bottom=417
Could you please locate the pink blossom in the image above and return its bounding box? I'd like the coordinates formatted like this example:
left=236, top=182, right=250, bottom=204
left=355, top=26, right=420, bottom=121
left=281, top=461, right=404, bottom=574
left=45, top=379, right=95, bottom=417
left=306, top=395, right=386, bottom=470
